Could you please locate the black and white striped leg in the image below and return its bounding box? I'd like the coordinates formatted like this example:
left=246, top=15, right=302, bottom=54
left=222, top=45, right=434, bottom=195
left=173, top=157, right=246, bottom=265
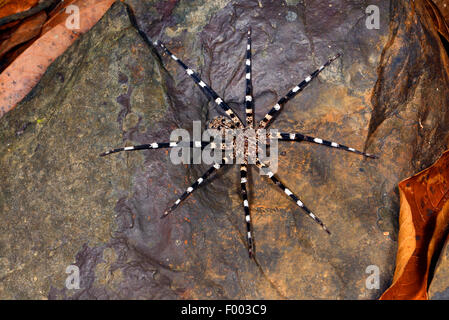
left=258, top=53, right=341, bottom=129
left=240, top=164, right=254, bottom=258
left=161, top=156, right=233, bottom=218
left=100, top=141, right=210, bottom=157
left=276, top=133, right=378, bottom=159
left=255, top=159, right=331, bottom=234
left=245, top=29, right=254, bottom=128
left=154, top=41, right=243, bottom=128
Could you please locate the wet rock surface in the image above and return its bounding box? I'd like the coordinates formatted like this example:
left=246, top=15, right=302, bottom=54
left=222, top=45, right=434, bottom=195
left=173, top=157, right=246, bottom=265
left=0, top=0, right=448, bottom=299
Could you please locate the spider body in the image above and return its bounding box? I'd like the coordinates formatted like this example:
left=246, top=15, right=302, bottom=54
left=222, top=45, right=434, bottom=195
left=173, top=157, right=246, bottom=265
left=101, top=29, right=377, bottom=258
left=207, top=117, right=261, bottom=165
left=208, top=116, right=242, bottom=130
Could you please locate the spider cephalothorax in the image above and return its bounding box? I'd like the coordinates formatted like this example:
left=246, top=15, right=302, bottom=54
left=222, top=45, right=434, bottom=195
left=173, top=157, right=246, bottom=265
left=208, top=115, right=241, bottom=130
left=101, top=29, right=377, bottom=258
left=207, top=116, right=264, bottom=165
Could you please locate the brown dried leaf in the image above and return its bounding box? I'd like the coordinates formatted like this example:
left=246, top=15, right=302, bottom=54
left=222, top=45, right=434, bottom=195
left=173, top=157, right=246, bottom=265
left=0, top=11, right=47, bottom=59
left=425, top=0, right=449, bottom=40
left=380, top=150, right=449, bottom=300
left=0, top=0, right=40, bottom=19
left=0, top=0, right=115, bottom=117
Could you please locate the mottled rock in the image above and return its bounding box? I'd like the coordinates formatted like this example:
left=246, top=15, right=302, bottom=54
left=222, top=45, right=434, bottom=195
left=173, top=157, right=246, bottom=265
left=0, top=2, right=183, bottom=299
left=0, top=0, right=448, bottom=299
left=430, top=237, right=449, bottom=300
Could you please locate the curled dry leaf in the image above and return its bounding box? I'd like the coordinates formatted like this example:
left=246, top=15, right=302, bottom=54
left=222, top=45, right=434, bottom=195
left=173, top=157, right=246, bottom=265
left=380, top=150, right=449, bottom=300
left=0, top=0, right=40, bottom=19
left=424, top=0, right=449, bottom=42
left=0, top=11, right=47, bottom=59
left=432, top=0, right=449, bottom=25
left=0, top=0, right=115, bottom=117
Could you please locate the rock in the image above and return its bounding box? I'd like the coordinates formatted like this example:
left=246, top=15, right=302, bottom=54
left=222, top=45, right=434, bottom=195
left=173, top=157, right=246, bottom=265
left=430, top=238, right=449, bottom=299
left=0, top=1, right=183, bottom=299
left=0, top=0, right=448, bottom=299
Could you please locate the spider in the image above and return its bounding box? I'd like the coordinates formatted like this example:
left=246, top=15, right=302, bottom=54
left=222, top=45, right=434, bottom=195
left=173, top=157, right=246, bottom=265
left=101, top=29, right=377, bottom=258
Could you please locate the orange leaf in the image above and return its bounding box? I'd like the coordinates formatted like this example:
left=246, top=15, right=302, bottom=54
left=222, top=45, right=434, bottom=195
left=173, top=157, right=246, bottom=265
left=0, top=0, right=40, bottom=19
left=42, top=0, right=81, bottom=34
left=0, top=0, right=115, bottom=117
left=423, top=0, right=449, bottom=43
left=0, top=11, right=47, bottom=59
left=380, top=150, right=449, bottom=300
left=0, top=19, right=20, bottom=31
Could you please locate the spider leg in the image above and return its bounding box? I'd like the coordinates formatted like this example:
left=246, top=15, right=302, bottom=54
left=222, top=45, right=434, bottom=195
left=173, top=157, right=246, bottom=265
left=100, top=141, right=210, bottom=157
left=240, top=164, right=254, bottom=258
left=255, top=158, right=331, bottom=234
left=258, top=53, right=341, bottom=129
left=245, top=29, right=254, bottom=128
left=161, top=156, right=233, bottom=218
left=154, top=41, right=243, bottom=128
left=275, top=132, right=378, bottom=159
